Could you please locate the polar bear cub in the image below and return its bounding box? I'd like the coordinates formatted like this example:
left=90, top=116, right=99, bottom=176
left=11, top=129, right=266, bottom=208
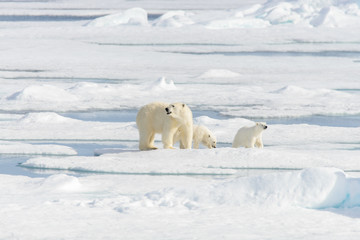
left=174, top=125, right=217, bottom=149
left=136, top=102, right=193, bottom=150
left=232, top=122, right=267, bottom=148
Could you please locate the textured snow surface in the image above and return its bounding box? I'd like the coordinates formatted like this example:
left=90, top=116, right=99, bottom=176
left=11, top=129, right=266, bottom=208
left=0, top=0, right=360, bottom=239
left=1, top=168, right=360, bottom=239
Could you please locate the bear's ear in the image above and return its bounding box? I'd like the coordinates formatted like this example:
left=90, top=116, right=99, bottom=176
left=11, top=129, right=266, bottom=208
left=182, top=104, right=185, bottom=107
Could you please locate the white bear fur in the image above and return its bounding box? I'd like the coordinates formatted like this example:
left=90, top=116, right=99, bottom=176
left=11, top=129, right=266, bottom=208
left=173, top=125, right=217, bottom=149
left=136, top=102, right=193, bottom=150
left=232, top=122, right=267, bottom=148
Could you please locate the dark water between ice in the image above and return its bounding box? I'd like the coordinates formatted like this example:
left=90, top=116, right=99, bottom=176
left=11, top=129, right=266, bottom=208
left=172, top=50, right=360, bottom=58
left=0, top=13, right=162, bottom=22
left=1, top=110, right=359, bottom=178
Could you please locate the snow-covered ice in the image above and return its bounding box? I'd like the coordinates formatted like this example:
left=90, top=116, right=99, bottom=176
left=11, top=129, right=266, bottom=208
left=2, top=168, right=360, bottom=239
left=85, top=8, right=149, bottom=27
left=0, top=0, right=360, bottom=239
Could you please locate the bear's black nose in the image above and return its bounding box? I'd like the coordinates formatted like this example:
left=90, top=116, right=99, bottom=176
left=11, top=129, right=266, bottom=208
left=165, top=107, right=171, bottom=114
left=264, top=126, right=268, bottom=129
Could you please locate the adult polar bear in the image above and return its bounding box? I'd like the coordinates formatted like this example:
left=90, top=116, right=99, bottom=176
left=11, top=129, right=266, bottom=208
left=136, top=102, right=193, bottom=150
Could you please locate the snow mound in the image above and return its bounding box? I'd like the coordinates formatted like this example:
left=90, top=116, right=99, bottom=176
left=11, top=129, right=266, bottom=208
left=7, top=85, right=77, bottom=102
left=68, top=82, right=116, bottom=96
left=115, top=168, right=360, bottom=210
left=149, top=77, right=177, bottom=91
left=208, top=167, right=348, bottom=209
left=40, top=174, right=82, bottom=192
left=273, top=85, right=314, bottom=95
left=68, top=82, right=99, bottom=91
left=18, top=112, right=77, bottom=124
left=207, top=0, right=360, bottom=28
left=206, top=17, right=270, bottom=29
left=310, top=5, right=360, bottom=27
left=153, top=11, right=194, bottom=27
left=85, top=8, right=148, bottom=27
left=197, top=69, right=241, bottom=79
left=273, top=85, right=346, bottom=97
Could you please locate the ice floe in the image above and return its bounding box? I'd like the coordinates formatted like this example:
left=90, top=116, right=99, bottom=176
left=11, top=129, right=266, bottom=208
left=0, top=141, right=77, bottom=156
left=21, top=146, right=360, bottom=175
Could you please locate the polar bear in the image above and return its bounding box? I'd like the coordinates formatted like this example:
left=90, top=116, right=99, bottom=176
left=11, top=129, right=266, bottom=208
left=136, top=102, right=193, bottom=150
left=232, top=122, right=267, bottom=148
left=173, top=125, right=217, bottom=149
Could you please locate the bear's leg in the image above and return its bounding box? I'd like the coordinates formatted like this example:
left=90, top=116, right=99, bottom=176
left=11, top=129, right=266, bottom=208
left=139, top=130, right=157, bottom=150
left=249, top=138, right=256, bottom=148
left=138, top=130, right=147, bottom=150
left=179, top=126, right=193, bottom=149
left=172, top=129, right=181, bottom=147
left=255, top=136, right=263, bottom=148
left=179, top=141, right=186, bottom=149
left=162, top=129, right=177, bottom=149
left=232, top=134, right=240, bottom=148
left=148, top=132, right=157, bottom=150
left=193, top=139, right=200, bottom=149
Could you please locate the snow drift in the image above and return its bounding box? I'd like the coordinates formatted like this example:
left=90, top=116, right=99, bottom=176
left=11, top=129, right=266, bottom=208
left=7, top=85, right=78, bottom=102
left=197, top=69, right=241, bottom=79
left=22, top=168, right=358, bottom=210
left=207, top=0, right=360, bottom=28
left=153, top=11, right=194, bottom=27
left=148, top=77, right=177, bottom=91
left=137, top=168, right=358, bottom=209
left=84, top=1, right=360, bottom=29
left=85, top=8, right=148, bottom=27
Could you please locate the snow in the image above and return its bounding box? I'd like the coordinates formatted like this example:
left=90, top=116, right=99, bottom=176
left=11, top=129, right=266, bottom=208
left=20, top=147, right=360, bottom=174
left=1, top=168, right=360, bottom=239
left=0, top=0, right=360, bottom=239
left=85, top=8, right=148, bottom=27
left=0, top=141, right=77, bottom=156
left=149, top=77, right=177, bottom=91
left=7, top=84, right=78, bottom=102
left=197, top=69, right=241, bottom=79
left=232, top=0, right=360, bottom=28
left=153, top=11, right=194, bottom=27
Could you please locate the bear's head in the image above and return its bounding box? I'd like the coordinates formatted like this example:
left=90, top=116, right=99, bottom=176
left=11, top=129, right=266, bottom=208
left=256, top=122, right=268, bottom=131
left=203, top=133, right=217, bottom=149
left=165, top=103, right=192, bottom=123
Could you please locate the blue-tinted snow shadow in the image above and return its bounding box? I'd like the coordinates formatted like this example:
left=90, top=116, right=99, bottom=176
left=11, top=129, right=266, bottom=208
left=94, top=148, right=140, bottom=156
left=324, top=207, right=360, bottom=219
